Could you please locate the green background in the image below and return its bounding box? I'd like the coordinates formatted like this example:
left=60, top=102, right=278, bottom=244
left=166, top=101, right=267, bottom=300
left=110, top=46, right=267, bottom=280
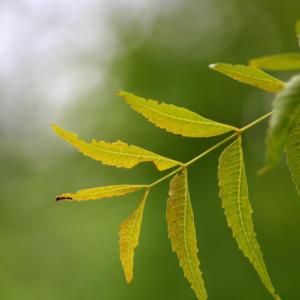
left=1, top=1, right=299, bottom=299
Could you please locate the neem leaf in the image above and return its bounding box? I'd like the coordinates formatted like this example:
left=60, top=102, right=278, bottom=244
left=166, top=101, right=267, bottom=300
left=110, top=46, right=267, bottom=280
left=117, top=91, right=238, bottom=138
left=209, top=63, right=285, bottom=93
left=285, top=116, right=300, bottom=195
left=120, top=188, right=149, bottom=284
left=167, top=170, right=207, bottom=300
left=260, top=74, right=300, bottom=174
left=249, top=53, right=300, bottom=71
left=218, top=137, right=281, bottom=300
left=52, top=124, right=180, bottom=171
left=55, top=185, right=146, bottom=201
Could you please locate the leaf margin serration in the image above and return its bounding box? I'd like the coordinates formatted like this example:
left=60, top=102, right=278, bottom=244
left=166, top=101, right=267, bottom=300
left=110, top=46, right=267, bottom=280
left=119, top=188, right=150, bottom=284
left=55, top=185, right=147, bottom=201
left=218, top=136, right=281, bottom=300
left=117, top=91, right=238, bottom=138
left=52, top=124, right=180, bottom=171
left=209, top=63, right=285, bottom=93
left=167, top=169, right=207, bottom=300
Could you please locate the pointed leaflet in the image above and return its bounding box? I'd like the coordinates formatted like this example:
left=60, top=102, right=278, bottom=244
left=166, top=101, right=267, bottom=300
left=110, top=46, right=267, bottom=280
left=120, top=188, right=149, bottom=284
left=218, top=137, right=281, bottom=300
left=260, top=74, right=300, bottom=174
left=117, top=91, right=238, bottom=138
left=285, top=116, right=300, bottom=195
left=209, top=63, right=285, bottom=93
left=167, top=170, right=207, bottom=300
left=52, top=124, right=179, bottom=171
left=55, top=185, right=146, bottom=201
left=249, top=53, right=300, bottom=71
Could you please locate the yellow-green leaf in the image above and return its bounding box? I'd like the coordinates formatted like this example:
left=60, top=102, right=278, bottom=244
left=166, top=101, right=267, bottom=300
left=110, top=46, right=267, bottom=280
left=285, top=116, right=300, bottom=195
left=52, top=124, right=180, bottom=171
left=167, top=170, right=207, bottom=300
left=260, top=74, right=300, bottom=174
left=117, top=91, right=238, bottom=138
left=209, top=63, right=285, bottom=93
left=55, top=185, right=146, bottom=201
left=120, top=188, right=149, bottom=284
left=218, top=137, right=281, bottom=300
left=249, top=53, right=300, bottom=71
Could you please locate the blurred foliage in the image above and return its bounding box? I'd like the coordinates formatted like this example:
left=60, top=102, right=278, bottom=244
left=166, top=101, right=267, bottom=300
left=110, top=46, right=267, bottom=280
left=1, top=0, right=300, bottom=299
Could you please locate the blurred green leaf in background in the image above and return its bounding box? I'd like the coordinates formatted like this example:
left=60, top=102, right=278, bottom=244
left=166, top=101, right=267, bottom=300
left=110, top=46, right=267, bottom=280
left=1, top=0, right=300, bottom=299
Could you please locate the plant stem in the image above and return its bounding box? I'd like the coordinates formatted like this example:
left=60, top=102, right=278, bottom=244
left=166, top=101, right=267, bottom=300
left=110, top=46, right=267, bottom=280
left=147, top=110, right=274, bottom=188
left=239, top=111, right=274, bottom=133
left=184, top=132, right=238, bottom=167
left=148, top=167, right=183, bottom=188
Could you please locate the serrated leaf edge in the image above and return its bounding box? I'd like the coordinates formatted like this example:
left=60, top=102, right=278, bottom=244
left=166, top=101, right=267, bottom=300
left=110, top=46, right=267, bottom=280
left=117, top=91, right=238, bottom=137
left=218, top=136, right=281, bottom=300
left=167, top=169, right=207, bottom=300
left=52, top=124, right=180, bottom=171
left=209, top=63, right=285, bottom=93
left=119, top=188, right=149, bottom=284
left=55, top=185, right=146, bottom=201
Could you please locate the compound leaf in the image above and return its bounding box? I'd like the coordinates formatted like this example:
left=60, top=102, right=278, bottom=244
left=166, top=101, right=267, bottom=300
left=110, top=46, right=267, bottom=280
left=285, top=116, right=300, bottom=195
left=52, top=124, right=180, bottom=171
left=218, top=137, right=281, bottom=300
left=167, top=170, right=207, bottom=300
left=55, top=185, right=146, bottom=201
left=249, top=53, right=300, bottom=71
left=209, top=63, right=285, bottom=93
left=120, top=188, right=149, bottom=284
left=260, top=74, right=300, bottom=174
left=117, top=91, right=238, bottom=138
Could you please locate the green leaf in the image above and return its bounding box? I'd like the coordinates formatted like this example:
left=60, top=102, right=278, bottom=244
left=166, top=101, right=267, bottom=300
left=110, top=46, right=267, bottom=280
left=167, top=170, right=207, bottom=300
left=55, top=185, right=146, bottom=201
left=52, top=124, right=180, bottom=171
left=120, top=188, right=149, bottom=284
left=260, top=74, right=300, bottom=174
left=209, top=63, right=285, bottom=93
left=117, top=91, right=238, bottom=138
left=249, top=53, right=300, bottom=71
left=285, top=116, right=300, bottom=195
left=218, top=137, right=281, bottom=300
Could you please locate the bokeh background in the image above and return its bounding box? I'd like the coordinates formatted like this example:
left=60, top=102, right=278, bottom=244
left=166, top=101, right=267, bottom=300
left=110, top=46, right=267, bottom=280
left=1, top=1, right=300, bottom=299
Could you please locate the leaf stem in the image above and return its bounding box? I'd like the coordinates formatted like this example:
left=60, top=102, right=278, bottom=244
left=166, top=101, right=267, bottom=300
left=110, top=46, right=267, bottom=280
left=147, top=110, right=274, bottom=188
left=239, top=111, right=274, bottom=133
left=148, top=167, right=183, bottom=188
left=184, top=132, right=238, bottom=167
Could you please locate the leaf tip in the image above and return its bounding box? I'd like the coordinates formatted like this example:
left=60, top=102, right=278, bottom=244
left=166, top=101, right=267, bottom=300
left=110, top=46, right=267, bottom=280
left=209, top=63, right=217, bottom=69
left=52, top=124, right=62, bottom=135
left=116, top=90, right=126, bottom=97
left=55, top=196, right=73, bottom=201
